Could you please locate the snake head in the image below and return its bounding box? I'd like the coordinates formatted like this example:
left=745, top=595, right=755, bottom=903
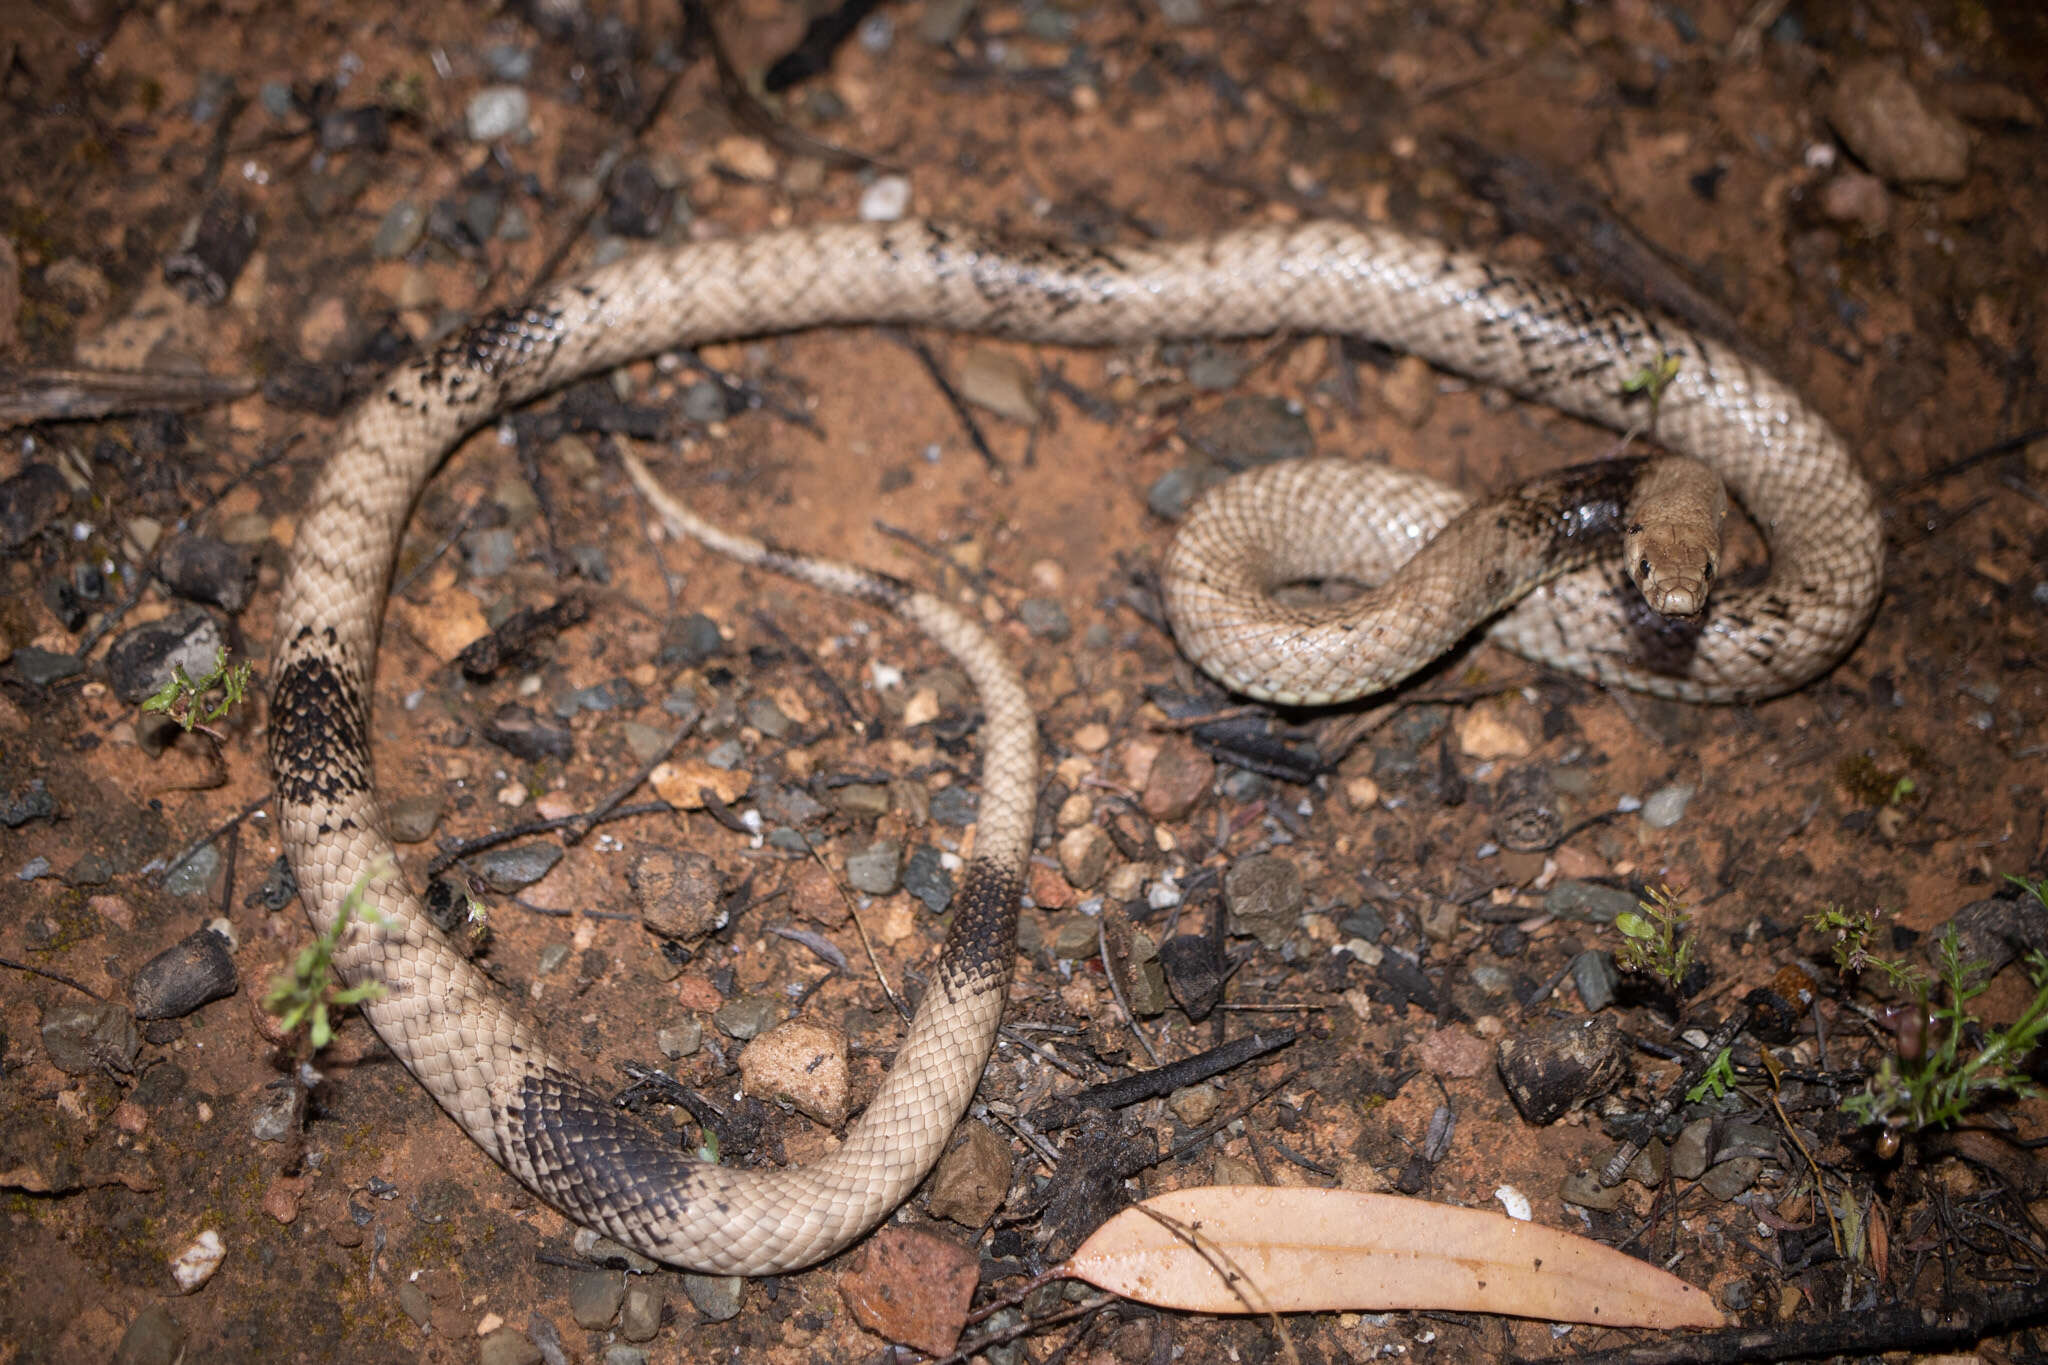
left=1623, top=457, right=1728, bottom=618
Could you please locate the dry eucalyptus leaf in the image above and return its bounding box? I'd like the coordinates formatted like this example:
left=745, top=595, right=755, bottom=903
left=1065, top=1185, right=1723, bottom=1329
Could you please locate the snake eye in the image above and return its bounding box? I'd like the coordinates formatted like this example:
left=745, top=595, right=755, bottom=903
left=1637, top=556, right=1652, bottom=581
left=1702, top=561, right=1715, bottom=581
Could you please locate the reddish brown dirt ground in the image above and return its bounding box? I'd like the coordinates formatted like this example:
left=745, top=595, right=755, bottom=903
left=3, top=1, right=2046, bottom=1362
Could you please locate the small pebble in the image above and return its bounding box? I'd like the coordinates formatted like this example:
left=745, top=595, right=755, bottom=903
left=845, top=837, right=902, bottom=896
left=630, top=847, right=726, bottom=940
left=620, top=1285, right=662, bottom=1343
left=858, top=174, right=913, bottom=222
left=112, top=1304, right=186, bottom=1365
left=712, top=994, right=780, bottom=1041
left=1569, top=949, right=1620, bottom=1013
left=683, top=1274, right=745, bottom=1322
left=475, top=843, right=562, bottom=892
left=1700, top=1155, right=1763, bottom=1200
left=902, top=844, right=954, bottom=912
left=1640, top=782, right=1696, bottom=829
left=1670, top=1118, right=1714, bottom=1180
left=1016, top=596, right=1070, bottom=641
left=1542, top=881, right=1638, bottom=924
left=372, top=199, right=426, bottom=259
left=739, top=1019, right=850, bottom=1125
left=656, top=1019, right=703, bottom=1059
left=477, top=1327, right=544, bottom=1365
left=466, top=86, right=531, bottom=142
left=926, top=1122, right=1012, bottom=1227
left=1223, top=853, right=1303, bottom=949
left=1559, top=1169, right=1626, bottom=1212
left=570, top=1271, right=626, bottom=1330
left=40, top=1000, right=139, bottom=1075
left=171, top=1228, right=225, bottom=1294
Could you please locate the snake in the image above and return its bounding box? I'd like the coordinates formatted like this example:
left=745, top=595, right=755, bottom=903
left=267, top=218, right=1883, bottom=1274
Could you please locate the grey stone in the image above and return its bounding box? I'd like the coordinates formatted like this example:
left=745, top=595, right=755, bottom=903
left=157, top=535, right=257, bottom=611
left=1714, top=1123, right=1783, bottom=1164
left=131, top=927, right=238, bottom=1020
left=1700, top=1155, right=1762, bottom=1200
left=930, top=784, right=977, bottom=826
left=1569, top=949, right=1620, bottom=1013
left=1337, top=905, right=1386, bottom=942
left=386, top=793, right=443, bottom=844
left=681, top=380, right=726, bottom=425
left=1625, top=1138, right=1667, bottom=1188
left=683, top=1273, right=745, bottom=1322
left=371, top=199, right=426, bottom=259
left=743, top=696, right=792, bottom=738
left=466, top=86, right=531, bottom=141
left=9, top=647, right=81, bottom=686
left=903, top=844, right=954, bottom=912
left=463, top=526, right=518, bottom=578
left=1467, top=964, right=1513, bottom=996
left=660, top=613, right=724, bottom=666
left=17, top=856, right=49, bottom=881
left=620, top=721, right=674, bottom=764
left=536, top=943, right=571, bottom=975
left=484, top=704, right=573, bottom=761
left=475, top=843, right=562, bottom=892
left=1640, top=782, right=1696, bottom=829
left=477, top=1327, right=545, bottom=1365
left=250, top=1083, right=305, bottom=1142
left=1559, top=1169, right=1626, bottom=1211
left=1017, top=597, right=1071, bottom=642
left=1145, top=465, right=1201, bottom=521
left=1224, top=853, right=1304, bottom=949
left=713, top=994, right=780, bottom=1041
left=106, top=607, right=227, bottom=704
left=482, top=43, right=532, bottom=80
left=1670, top=1118, right=1713, bottom=1180
left=831, top=782, right=891, bottom=819
left=845, top=838, right=902, bottom=896
left=396, top=1280, right=431, bottom=1327
left=657, top=1019, right=702, bottom=1059
left=603, top=1349, right=649, bottom=1365
left=40, top=1000, right=139, bottom=1074
left=163, top=844, right=221, bottom=898
left=620, top=1284, right=662, bottom=1341
left=1543, top=881, right=1639, bottom=924
left=112, top=1303, right=186, bottom=1365
left=569, top=1269, right=626, bottom=1329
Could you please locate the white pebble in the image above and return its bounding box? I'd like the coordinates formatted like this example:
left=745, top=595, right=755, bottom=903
left=1494, top=1186, right=1532, bottom=1221
left=466, top=86, right=530, bottom=142
left=858, top=174, right=913, bottom=222
left=172, top=1229, right=225, bottom=1293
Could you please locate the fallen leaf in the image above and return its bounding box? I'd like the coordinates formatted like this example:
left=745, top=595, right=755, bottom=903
left=1065, top=1185, right=1723, bottom=1329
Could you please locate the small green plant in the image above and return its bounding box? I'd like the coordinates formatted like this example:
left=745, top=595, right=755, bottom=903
left=1621, top=352, right=1682, bottom=403
left=1817, top=878, right=2048, bottom=1143
left=1614, top=884, right=1697, bottom=993
left=1686, top=1046, right=1737, bottom=1103
left=141, top=647, right=254, bottom=742
left=265, top=864, right=389, bottom=1050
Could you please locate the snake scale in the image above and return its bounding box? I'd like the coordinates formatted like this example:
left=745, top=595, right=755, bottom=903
left=269, top=218, right=1882, bottom=1273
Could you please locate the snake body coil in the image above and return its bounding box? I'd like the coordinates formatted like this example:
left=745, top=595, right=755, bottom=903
left=270, top=219, right=1881, bottom=1273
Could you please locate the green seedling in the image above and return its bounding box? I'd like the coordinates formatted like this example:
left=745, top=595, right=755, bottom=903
left=265, top=863, right=389, bottom=1050
left=1615, top=884, right=1698, bottom=995
left=140, top=647, right=254, bottom=742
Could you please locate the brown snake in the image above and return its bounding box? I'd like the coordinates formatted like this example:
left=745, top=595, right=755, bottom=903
left=269, top=219, right=1882, bottom=1273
